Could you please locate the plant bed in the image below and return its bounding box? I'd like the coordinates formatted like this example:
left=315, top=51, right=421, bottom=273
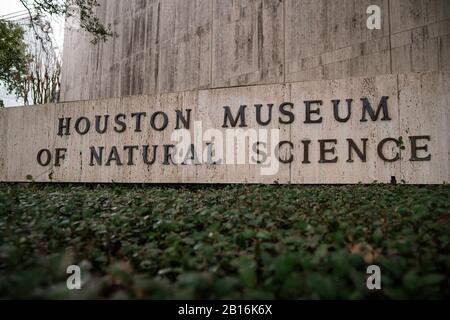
left=0, top=183, right=449, bottom=299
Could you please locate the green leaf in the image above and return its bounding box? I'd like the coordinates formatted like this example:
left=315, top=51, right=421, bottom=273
left=238, top=256, right=257, bottom=288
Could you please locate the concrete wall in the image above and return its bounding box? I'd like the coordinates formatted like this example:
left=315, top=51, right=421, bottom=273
left=60, top=0, right=450, bottom=102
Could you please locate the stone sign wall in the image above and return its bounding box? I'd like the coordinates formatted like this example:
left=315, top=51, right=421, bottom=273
left=1, top=72, right=449, bottom=184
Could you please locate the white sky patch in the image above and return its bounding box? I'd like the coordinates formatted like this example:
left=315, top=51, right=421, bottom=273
left=1, top=0, right=65, bottom=107
left=0, top=1, right=25, bottom=16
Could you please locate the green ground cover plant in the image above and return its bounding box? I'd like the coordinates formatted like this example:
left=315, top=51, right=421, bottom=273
left=0, top=183, right=449, bottom=299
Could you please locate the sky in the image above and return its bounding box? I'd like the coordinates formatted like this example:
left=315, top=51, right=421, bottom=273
left=0, top=0, right=65, bottom=49
left=0, top=0, right=65, bottom=107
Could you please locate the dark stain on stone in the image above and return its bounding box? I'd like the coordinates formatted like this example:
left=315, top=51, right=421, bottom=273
left=154, top=2, right=161, bottom=91
left=257, top=1, right=264, bottom=71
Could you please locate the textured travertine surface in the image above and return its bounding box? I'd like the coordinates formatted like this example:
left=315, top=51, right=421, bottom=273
left=2, top=72, right=449, bottom=184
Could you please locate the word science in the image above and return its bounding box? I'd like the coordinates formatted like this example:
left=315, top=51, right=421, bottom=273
left=0, top=73, right=448, bottom=184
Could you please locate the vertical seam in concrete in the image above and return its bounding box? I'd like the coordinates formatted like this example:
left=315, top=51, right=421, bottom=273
left=194, top=88, right=199, bottom=181
left=283, top=0, right=286, bottom=83
left=396, top=74, right=402, bottom=182
left=388, top=0, right=393, bottom=74
left=210, top=0, right=214, bottom=88
left=288, top=83, right=292, bottom=183
left=155, top=2, right=161, bottom=93
left=129, top=4, right=135, bottom=97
